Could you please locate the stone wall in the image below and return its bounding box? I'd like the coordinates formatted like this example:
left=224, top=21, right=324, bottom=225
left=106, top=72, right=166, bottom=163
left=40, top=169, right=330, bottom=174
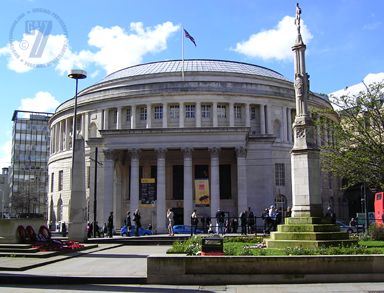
left=147, top=254, right=384, bottom=284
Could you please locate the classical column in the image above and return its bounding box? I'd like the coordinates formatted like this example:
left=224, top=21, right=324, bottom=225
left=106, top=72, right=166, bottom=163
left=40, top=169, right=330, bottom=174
left=236, top=146, right=248, bottom=214
left=179, top=102, right=184, bottom=128
left=129, top=149, right=140, bottom=216
left=146, top=104, right=152, bottom=128
left=156, top=148, right=167, bottom=233
left=131, top=105, right=136, bottom=129
left=266, top=105, right=272, bottom=134
left=58, top=121, right=63, bottom=151
left=245, top=103, right=250, bottom=127
left=229, top=102, right=235, bottom=127
left=260, top=104, right=266, bottom=135
left=84, top=112, right=89, bottom=141
left=162, top=103, right=168, bottom=128
left=65, top=118, right=70, bottom=150
left=212, top=102, right=218, bottom=127
left=282, top=106, right=288, bottom=142
left=116, top=107, right=122, bottom=130
left=210, top=147, right=220, bottom=232
left=183, top=148, right=193, bottom=226
left=103, top=149, right=114, bottom=224
left=287, top=108, right=292, bottom=143
left=103, top=109, right=109, bottom=130
left=196, top=102, right=201, bottom=128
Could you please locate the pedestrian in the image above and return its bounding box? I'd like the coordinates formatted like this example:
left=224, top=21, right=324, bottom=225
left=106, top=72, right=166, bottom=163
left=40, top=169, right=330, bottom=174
left=61, top=222, right=67, bottom=237
left=103, top=223, right=108, bottom=237
left=325, top=206, right=336, bottom=224
left=262, top=208, right=270, bottom=235
left=87, top=222, right=93, bottom=238
left=240, top=209, right=247, bottom=235
left=133, top=209, right=141, bottom=236
left=247, top=207, right=255, bottom=234
left=125, top=211, right=132, bottom=236
left=108, top=211, right=114, bottom=238
left=191, top=209, right=198, bottom=236
left=286, top=206, right=292, bottom=217
left=216, top=209, right=225, bottom=235
left=167, top=208, right=174, bottom=236
left=232, top=216, right=238, bottom=233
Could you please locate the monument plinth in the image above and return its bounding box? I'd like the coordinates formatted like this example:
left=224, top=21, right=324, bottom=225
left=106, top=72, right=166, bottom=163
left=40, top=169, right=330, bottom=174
left=266, top=3, right=355, bottom=248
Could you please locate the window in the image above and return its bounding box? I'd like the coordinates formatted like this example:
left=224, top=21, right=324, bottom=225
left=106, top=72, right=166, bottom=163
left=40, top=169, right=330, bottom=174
left=234, top=105, right=242, bottom=119
left=185, top=104, right=195, bottom=119
left=125, top=108, right=131, bottom=121
left=201, top=104, right=211, bottom=118
left=140, top=107, right=147, bottom=121
left=169, top=105, right=179, bottom=119
left=250, top=106, right=256, bottom=120
left=58, top=170, right=63, bottom=191
left=154, top=105, right=163, bottom=120
left=275, top=163, right=285, bottom=186
left=217, top=105, right=227, bottom=118
left=50, top=172, right=54, bottom=192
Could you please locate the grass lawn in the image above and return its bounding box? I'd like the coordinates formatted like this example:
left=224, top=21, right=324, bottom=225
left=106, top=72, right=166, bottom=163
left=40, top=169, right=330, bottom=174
left=168, top=236, right=384, bottom=256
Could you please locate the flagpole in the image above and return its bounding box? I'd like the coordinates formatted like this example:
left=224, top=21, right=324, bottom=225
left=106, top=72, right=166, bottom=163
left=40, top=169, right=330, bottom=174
left=182, top=26, right=184, bottom=80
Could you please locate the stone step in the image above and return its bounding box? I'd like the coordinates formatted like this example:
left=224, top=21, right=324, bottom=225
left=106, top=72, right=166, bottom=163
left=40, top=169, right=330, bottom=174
left=278, top=224, right=340, bottom=233
left=266, top=239, right=358, bottom=249
left=270, top=231, right=350, bottom=241
left=285, top=217, right=331, bottom=225
left=0, top=247, right=40, bottom=253
left=0, top=244, right=33, bottom=249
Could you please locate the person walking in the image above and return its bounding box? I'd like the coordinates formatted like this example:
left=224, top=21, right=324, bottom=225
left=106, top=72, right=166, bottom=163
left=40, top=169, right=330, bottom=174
left=240, top=209, right=247, bottom=235
left=247, top=207, right=255, bottom=234
left=191, top=209, right=198, bottom=236
left=216, top=209, right=225, bottom=235
left=107, top=211, right=114, bottom=238
left=133, top=209, right=141, bottom=236
left=167, top=208, right=174, bottom=236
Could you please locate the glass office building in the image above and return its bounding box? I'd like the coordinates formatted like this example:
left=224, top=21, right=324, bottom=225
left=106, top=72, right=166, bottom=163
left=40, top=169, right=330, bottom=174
left=10, top=110, right=52, bottom=218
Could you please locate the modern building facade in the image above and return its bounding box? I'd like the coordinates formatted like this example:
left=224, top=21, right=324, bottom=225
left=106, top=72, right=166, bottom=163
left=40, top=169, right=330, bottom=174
left=48, top=59, right=344, bottom=233
left=10, top=110, right=52, bottom=218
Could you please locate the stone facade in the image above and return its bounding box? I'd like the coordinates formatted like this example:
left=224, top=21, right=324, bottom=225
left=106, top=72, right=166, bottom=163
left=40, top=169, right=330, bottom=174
left=47, top=59, right=341, bottom=233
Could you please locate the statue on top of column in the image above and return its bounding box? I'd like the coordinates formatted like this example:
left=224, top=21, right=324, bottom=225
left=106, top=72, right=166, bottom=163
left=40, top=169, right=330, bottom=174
left=295, top=2, right=302, bottom=30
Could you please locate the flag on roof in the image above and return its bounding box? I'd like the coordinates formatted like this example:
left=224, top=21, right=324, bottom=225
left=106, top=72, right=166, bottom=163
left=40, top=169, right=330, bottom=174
left=184, top=29, right=196, bottom=46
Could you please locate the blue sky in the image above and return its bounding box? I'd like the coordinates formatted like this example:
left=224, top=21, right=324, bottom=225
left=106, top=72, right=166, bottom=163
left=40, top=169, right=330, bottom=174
left=0, top=0, right=383, bottom=168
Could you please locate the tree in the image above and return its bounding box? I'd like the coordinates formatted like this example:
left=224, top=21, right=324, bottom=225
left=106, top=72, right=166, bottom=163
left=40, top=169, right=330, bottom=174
left=320, top=82, right=384, bottom=191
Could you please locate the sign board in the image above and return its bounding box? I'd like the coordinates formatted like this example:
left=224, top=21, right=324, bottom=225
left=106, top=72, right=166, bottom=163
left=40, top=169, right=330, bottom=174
left=140, top=178, right=156, bottom=205
left=194, top=179, right=210, bottom=206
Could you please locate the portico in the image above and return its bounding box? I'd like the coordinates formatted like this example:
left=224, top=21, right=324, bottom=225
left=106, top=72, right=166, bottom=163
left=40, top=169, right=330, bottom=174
left=88, top=127, right=249, bottom=233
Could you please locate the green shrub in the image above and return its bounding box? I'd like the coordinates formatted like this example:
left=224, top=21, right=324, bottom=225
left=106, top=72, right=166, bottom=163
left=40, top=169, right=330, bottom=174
left=368, top=224, right=384, bottom=240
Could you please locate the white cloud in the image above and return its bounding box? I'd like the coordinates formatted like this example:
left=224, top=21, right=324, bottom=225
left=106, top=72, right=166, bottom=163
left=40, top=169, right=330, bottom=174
left=19, top=91, right=60, bottom=113
left=1, top=22, right=179, bottom=76
left=56, top=21, right=179, bottom=75
left=329, top=72, right=384, bottom=99
left=233, top=16, right=313, bottom=61
left=0, top=32, right=68, bottom=73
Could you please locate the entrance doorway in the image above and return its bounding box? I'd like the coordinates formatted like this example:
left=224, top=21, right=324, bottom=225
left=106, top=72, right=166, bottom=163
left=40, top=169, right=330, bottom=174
left=173, top=207, right=184, bottom=225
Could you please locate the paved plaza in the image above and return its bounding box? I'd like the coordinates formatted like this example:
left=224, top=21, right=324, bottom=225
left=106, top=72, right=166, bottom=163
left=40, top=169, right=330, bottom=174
left=0, top=243, right=384, bottom=292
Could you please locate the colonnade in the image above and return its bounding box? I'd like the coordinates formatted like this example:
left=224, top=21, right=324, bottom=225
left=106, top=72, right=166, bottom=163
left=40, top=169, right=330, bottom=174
left=101, top=146, right=248, bottom=233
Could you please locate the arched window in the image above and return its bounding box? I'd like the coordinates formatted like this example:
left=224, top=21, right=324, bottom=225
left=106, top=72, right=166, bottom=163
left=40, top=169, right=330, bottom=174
left=89, top=122, right=98, bottom=138
left=57, top=196, right=63, bottom=222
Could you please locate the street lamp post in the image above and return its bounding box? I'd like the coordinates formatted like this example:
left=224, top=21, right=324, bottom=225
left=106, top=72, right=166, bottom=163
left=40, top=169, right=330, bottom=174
left=68, top=69, right=87, bottom=175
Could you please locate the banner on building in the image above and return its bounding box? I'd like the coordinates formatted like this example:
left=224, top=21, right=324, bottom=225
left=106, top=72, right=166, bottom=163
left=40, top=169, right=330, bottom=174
left=194, top=179, right=210, bottom=206
left=140, top=178, right=156, bottom=205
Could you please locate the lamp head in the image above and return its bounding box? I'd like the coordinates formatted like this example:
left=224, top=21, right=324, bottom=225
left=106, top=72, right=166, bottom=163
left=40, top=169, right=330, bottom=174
left=68, top=69, right=87, bottom=79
